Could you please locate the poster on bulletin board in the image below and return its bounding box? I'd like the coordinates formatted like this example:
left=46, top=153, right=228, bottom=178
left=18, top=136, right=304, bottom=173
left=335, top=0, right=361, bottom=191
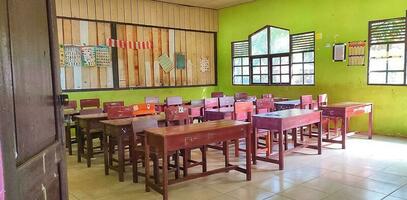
left=347, top=41, right=366, bottom=66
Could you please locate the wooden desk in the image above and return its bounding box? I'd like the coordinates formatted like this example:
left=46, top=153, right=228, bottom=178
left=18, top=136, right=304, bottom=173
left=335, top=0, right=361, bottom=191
left=252, top=109, right=322, bottom=170
left=100, top=114, right=166, bottom=182
left=74, top=113, right=108, bottom=167
left=204, top=107, right=234, bottom=121
left=63, top=110, right=80, bottom=155
left=320, top=102, right=373, bottom=149
left=144, top=120, right=252, bottom=200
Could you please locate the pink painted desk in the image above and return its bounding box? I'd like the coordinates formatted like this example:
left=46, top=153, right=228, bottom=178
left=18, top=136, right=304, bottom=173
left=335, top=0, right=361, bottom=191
left=320, top=102, right=373, bottom=149
left=252, top=109, right=322, bottom=170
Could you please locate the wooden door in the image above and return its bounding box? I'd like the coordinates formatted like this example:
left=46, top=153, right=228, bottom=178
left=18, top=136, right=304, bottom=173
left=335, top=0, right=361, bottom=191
left=0, top=0, right=67, bottom=199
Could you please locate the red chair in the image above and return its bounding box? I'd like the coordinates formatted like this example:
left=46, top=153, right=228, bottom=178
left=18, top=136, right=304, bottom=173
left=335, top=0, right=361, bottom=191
left=262, top=94, right=273, bottom=99
left=166, top=96, right=183, bottom=106
left=65, top=100, right=77, bottom=110
left=254, top=98, right=275, bottom=157
left=219, top=96, right=235, bottom=108
left=300, top=95, right=314, bottom=141
left=211, top=92, right=224, bottom=98
left=80, top=98, right=100, bottom=110
left=103, top=101, right=125, bottom=113
left=204, top=98, right=219, bottom=110
left=189, top=99, right=204, bottom=123
left=318, top=94, right=339, bottom=139
left=64, top=100, right=78, bottom=155
left=232, top=102, right=254, bottom=156
left=235, top=92, right=248, bottom=101
left=107, top=106, right=133, bottom=119
left=145, top=96, right=162, bottom=113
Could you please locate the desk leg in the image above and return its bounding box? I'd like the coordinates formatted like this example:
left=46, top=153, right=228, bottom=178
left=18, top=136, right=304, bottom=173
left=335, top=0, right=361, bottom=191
left=292, top=128, right=297, bottom=147
left=246, top=125, right=252, bottom=181
left=341, top=117, right=347, bottom=149
left=162, top=150, right=169, bottom=200
left=252, top=127, right=257, bottom=165
left=278, top=130, right=284, bottom=170
left=318, top=113, right=322, bottom=155
left=118, top=135, right=125, bottom=182
left=76, top=123, right=82, bottom=163
left=103, top=127, right=109, bottom=175
left=368, top=107, right=373, bottom=139
left=224, top=141, right=229, bottom=168
left=145, top=141, right=151, bottom=192
left=86, top=128, right=93, bottom=168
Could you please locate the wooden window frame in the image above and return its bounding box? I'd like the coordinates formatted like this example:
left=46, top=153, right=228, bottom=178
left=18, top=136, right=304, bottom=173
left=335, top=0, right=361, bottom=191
left=290, top=31, right=315, bottom=86
left=232, top=40, right=250, bottom=85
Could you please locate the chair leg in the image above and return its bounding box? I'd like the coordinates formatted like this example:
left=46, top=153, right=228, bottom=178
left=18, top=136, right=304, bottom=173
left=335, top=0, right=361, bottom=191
left=118, top=137, right=125, bottom=182
left=153, top=155, right=160, bottom=184
left=182, top=149, right=189, bottom=177
left=265, top=133, right=271, bottom=157
left=86, top=133, right=93, bottom=168
left=174, top=151, right=180, bottom=179
left=201, top=146, right=207, bottom=173
left=284, top=131, right=288, bottom=150
left=308, top=125, right=312, bottom=138
left=133, top=151, right=139, bottom=183
left=300, top=127, right=304, bottom=141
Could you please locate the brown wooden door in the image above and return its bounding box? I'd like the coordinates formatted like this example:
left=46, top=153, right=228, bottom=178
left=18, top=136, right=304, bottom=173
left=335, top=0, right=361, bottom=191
left=0, top=0, right=67, bottom=199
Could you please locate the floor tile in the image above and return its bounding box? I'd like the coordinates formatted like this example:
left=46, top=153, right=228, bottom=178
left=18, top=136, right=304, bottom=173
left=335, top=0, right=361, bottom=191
left=226, top=185, right=274, bottom=200
left=280, top=186, right=329, bottom=200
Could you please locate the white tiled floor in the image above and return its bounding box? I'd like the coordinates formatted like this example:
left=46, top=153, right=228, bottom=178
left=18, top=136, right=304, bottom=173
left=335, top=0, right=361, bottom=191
left=68, top=135, right=407, bottom=200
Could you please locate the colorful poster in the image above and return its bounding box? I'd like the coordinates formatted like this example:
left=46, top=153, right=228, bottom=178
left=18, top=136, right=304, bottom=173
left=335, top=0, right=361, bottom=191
left=176, top=53, right=186, bottom=69
left=96, top=46, right=111, bottom=67
left=64, top=46, right=81, bottom=68
left=158, top=54, right=174, bottom=73
left=81, top=46, right=96, bottom=67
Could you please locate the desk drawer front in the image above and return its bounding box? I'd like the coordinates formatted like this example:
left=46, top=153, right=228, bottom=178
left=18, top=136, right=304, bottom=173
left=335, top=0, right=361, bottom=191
left=347, top=105, right=371, bottom=117
left=322, top=108, right=345, bottom=117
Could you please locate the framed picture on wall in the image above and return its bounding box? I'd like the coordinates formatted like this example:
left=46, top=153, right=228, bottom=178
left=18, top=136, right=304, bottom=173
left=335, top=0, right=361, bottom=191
left=333, top=43, right=346, bottom=62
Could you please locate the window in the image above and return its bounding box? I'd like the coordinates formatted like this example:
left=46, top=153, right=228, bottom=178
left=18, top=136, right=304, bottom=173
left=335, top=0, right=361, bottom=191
left=368, top=18, right=406, bottom=85
left=290, top=32, right=315, bottom=85
left=232, top=41, right=250, bottom=85
left=271, top=56, right=290, bottom=84
left=251, top=57, right=269, bottom=84
left=269, top=27, right=290, bottom=54
left=250, top=28, right=268, bottom=56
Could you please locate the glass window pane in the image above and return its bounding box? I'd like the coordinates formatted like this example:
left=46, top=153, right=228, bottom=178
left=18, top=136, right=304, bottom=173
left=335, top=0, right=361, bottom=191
left=369, top=58, right=387, bottom=71
left=250, top=28, right=268, bottom=56
left=272, top=66, right=280, bottom=74
left=291, top=75, right=303, bottom=85
left=261, top=58, right=268, bottom=66
left=388, top=57, right=404, bottom=70
left=242, top=57, right=249, bottom=65
left=388, top=43, right=405, bottom=57
left=272, top=57, right=280, bottom=65
left=304, top=63, right=314, bottom=74
left=369, top=44, right=387, bottom=58
left=304, top=52, right=314, bottom=62
left=261, top=75, right=269, bottom=83
left=269, top=27, right=290, bottom=54
left=304, top=75, right=314, bottom=84
left=253, top=67, right=260, bottom=74
left=272, top=75, right=280, bottom=83
left=261, top=67, right=269, bottom=74
left=292, top=53, right=303, bottom=63
left=234, top=67, right=242, bottom=75
left=233, top=58, right=241, bottom=66
left=281, top=65, right=289, bottom=74
left=243, top=76, right=250, bottom=84
left=369, top=72, right=386, bottom=84
left=292, top=64, right=303, bottom=74
left=388, top=72, right=404, bottom=84
left=252, top=58, right=260, bottom=66
left=281, top=75, right=290, bottom=83
left=253, top=75, right=261, bottom=83
left=242, top=67, right=250, bottom=75
left=281, top=56, right=289, bottom=65
left=233, top=76, right=242, bottom=84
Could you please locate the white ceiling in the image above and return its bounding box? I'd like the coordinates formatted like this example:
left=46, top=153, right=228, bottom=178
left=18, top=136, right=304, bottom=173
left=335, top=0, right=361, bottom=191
left=157, top=0, right=254, bottom=9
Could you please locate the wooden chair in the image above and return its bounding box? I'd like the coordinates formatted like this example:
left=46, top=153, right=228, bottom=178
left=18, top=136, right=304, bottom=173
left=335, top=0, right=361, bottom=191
left=166, top=96, right=183, bottom=106
left=211, top=92, right=224, bottom=98
left=105, top=106, right=134, bottom=181
left=132, top=103, right=156, bottom=116
left=232, top=101, right=254, bottom=156
left=254, top=98, right=275, bottom=157
left=235, top=92, right=248, bottom=101
left=262, top=94, right=273, bottom=99
left=299, top=95, right=314, bottom=141
left=145, top=96, right=162, bottom=113
left=204, top=98, right=219, bottom=110
left=80, top=98, right=100, bottom=110
left=64, top=100, right=78, bottom=155
left=219, top=96, right=235, bottom=108
left=165, top=106, right=207, bottom=177
left=318, top=94, right=339, bottom=139
left=103, top=101, right=125, bottom=113
left=189, top=99, right=204, bottom=123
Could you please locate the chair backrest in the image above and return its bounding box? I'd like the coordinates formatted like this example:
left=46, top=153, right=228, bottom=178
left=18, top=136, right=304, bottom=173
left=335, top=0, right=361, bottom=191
left=145, top=96, right=160, bottom=104
left=318, top=94, right=328, bottom=109
left=191, top=99, right=204, bottom=107
left=247, top=96, right=257, bottom=102
left=256, top=98, right=275, bottom=114
left=80, top=98, right=100, bottom=109
left=300, top=95, right=313, bottom=109
left=103, top=101, right=125, bottom=113
left=64, top=100, right=77, bottom=110
left=79, top=108, right=103, bottom=115
left=165, top=106, right=190, bottom=125
left=219, top=96, right=235, bottom=108
left=235, top=92, right=248, bottom=101
left=132, top=118, right=158, bottom=134
left=107, top=106, right=134, bottom=120
left=262, top=94, right=273, bottom=99
left=166, top=96, right=183, bottom=106
left=211, top=92, right=224, bottom=98
left=132, top=103, right=156, bottom=116
left=234, top=101, right=253, bottom=121
left=204, top=98, right=219, bottom=110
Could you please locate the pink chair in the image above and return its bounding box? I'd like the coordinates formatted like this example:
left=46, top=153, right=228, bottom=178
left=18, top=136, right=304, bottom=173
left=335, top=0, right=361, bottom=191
left=235, top=92, right=248, bottom=101
left=107, top=106, right=133, bottom=120
left=211, top=92, right=224, bottom=98
left=232, top=101, right=254, bottom=156
left=219, top=96, right=235, bottom=108
left=300, top=95, right=314, bottom=141
left=189, top=99, right=204, bottom=123
left=255, top=98, right=275, bottom=157
left=80, top=98, right=100, bottom=110
left=103, top=101, right=125, bottom=113
left=166, top=96, right=183, bottom=106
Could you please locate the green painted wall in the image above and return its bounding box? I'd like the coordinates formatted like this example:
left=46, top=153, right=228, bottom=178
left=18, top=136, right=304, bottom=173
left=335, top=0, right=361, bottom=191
left=218, top=0, right=407, bottom=136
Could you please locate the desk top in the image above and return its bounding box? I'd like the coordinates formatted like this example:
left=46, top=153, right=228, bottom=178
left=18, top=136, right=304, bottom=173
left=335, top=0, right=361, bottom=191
left=64, top=110, right=79, bottom=116
left=74, top=113, right=108, bottom=120
left=274, top=100, right=300, bottom=105
left=321, top=102, right=372, bottom=108
left=205, top=107, right=234, bottom=113
left=253, top=109, right=319, bottom=119
left=145, top=120, right=249, bottom=137
left=100, top=113, right=166, bottom=126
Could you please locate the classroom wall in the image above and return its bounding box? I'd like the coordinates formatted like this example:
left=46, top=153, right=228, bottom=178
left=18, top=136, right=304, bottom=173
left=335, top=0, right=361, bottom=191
left=218, top=0, right=407, bottom=137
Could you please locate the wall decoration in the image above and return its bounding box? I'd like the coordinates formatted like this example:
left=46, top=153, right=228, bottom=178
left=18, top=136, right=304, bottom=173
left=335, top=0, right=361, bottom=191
left=200, top=57, right=210, bottom=72
left=96, top=46, right=111, bottom=67
left=64, top=46, right=81, bottom=67
left=59, top=45, right=65, bottom=67
left=158, top=54, right=174, bottom=73
left=81, top=46, right=96, bottom=67
left=347, top=41, right=366, bottom=66
left=176, top=53, right=186, bottom=69
left=333, top=43, right=346, bottom=62
left=105, top=38, right=153, bottom=49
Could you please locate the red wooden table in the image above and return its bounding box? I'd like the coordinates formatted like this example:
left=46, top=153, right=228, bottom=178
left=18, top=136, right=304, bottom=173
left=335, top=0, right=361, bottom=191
left=204, top=107, right=234, bottom=121
left=144, top=120, right=252, bottom=200
left=320, top=102, right=373, bottom=149
left=252, top=109, right=322, bottom=170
